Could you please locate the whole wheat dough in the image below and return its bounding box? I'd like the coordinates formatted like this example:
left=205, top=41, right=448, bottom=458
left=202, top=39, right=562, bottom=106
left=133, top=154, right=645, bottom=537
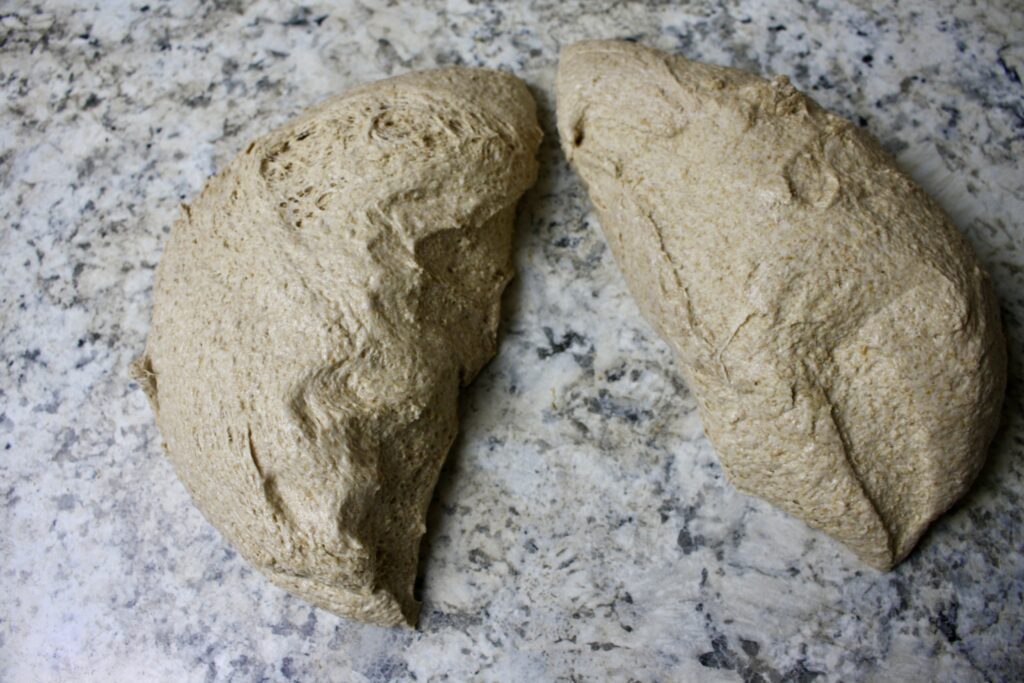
left=556, top=40, right=1005, bottom=569
left=133, top=67, right=541, bottom=626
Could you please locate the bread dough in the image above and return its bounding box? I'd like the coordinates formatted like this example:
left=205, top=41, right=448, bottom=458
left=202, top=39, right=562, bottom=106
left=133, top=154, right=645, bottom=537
left=556, top=40, right=1005, bottom=569
left=134, top=67, right=541, bottom=625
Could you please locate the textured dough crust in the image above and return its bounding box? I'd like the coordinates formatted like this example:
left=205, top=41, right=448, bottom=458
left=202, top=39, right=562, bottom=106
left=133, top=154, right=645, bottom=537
left=134, top=67, right=541, bottom=626
left=556, top=40, right=1005, bottom=569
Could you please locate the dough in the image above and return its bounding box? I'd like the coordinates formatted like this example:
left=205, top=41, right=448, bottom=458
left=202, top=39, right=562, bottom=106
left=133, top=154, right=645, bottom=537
left=134, top=67, right=541, bottom=626
left=556, top=40, right=1005, bottom=569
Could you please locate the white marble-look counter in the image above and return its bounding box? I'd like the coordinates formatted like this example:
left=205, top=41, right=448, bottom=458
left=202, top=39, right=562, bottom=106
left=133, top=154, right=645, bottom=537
left=1, top=1, right=1021, bottom=681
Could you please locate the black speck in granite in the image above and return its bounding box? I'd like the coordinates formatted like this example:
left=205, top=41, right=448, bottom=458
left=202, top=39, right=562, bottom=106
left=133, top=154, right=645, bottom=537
left=698, top=635, right=737, bottom=671
left=677, top=505, right=707, bottom=555
left=934, top=600, right=961, bottom=643
left=996, top=48, right=1021, bottom=85
left=536, top=326, right=586, bottom=359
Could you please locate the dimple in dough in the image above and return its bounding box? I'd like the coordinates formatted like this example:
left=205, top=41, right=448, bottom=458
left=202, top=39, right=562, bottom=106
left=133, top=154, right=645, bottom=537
left=134, top=67, right=542, bottom=626
left=556, top=40, right=1006, bottom=569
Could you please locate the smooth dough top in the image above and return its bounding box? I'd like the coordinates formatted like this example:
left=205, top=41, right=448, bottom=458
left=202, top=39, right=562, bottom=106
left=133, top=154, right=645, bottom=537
left=557, top=40, right=1006, bottom=569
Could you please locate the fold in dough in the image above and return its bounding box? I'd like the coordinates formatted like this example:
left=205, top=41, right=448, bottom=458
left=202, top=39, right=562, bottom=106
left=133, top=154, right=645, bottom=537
left=557, top=40, right=1005, bottom=569
left=134, top=67, right=541, bottom=626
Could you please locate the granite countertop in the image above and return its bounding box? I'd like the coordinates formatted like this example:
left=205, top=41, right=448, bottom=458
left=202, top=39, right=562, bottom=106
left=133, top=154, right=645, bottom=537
left=2, top=1, right=1022, bottom=681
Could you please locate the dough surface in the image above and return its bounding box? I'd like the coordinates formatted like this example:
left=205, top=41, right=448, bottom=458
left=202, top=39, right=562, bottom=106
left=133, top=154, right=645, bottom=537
left=556, top=40, right=1005, bottom=569
left=134, top=67, right=541, bottom=626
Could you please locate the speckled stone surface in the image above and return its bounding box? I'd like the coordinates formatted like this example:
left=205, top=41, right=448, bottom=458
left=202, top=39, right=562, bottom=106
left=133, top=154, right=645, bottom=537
left=1, top=1, right=1022, bottom=681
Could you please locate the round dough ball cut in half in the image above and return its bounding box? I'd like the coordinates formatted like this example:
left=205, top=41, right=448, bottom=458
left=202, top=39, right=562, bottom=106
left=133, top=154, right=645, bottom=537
left=556, top=40, right=1005, bottom=570
left=134, top=67, right=541, bottom=626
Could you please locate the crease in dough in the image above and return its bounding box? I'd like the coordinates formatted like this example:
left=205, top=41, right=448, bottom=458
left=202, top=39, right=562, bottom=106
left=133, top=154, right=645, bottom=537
left=134, top=66, right=541, bottom=626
